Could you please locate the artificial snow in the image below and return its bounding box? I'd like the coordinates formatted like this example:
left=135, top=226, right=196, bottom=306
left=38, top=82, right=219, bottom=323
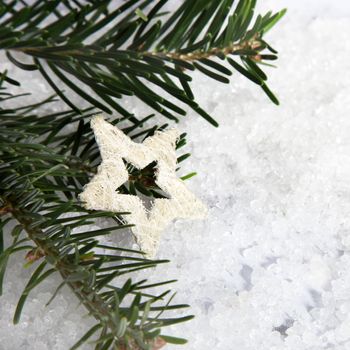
left=2, top=1, right=350, bottom=349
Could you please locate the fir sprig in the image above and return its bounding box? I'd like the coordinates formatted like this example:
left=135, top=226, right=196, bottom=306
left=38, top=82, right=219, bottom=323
left=1, top=0, right=286, bottom=127
left=0, top=79, right=191, bottom=349
left=0, top=1, right=285, bottom=349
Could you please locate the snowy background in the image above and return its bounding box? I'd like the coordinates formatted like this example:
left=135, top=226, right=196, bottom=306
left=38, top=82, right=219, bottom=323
left=2, top=0, right=350, bottom=349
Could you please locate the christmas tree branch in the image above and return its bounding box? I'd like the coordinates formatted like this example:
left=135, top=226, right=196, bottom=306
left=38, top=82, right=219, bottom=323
left=0, top=0, right=286, bottom=127
left=0, top=82, right=191, bottom=349
left=0, top=1, right=286, bottom=348
left=3, top=198, right=173, bottom=350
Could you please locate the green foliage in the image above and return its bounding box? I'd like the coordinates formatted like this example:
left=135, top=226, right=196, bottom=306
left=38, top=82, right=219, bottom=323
left=0, top=0, right=286, bottom=127
left=0, top=78, right=191, bottom=349
left=0, top=1, right=285, bottom=349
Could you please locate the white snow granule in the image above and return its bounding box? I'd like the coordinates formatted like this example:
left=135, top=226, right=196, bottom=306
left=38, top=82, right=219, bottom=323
left=2, top=1, right=350, bottom=349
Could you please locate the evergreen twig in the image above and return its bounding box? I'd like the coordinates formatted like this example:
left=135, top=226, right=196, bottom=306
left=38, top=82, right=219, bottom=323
left=0, top=1, right=285, bottom=348
left=1, top=0, right=286, bottom=126
left=0, top=83, right=191, bottom=349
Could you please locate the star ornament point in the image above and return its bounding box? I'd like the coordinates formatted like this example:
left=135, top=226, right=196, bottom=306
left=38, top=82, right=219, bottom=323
left=79, top=115, right=207, bottom=257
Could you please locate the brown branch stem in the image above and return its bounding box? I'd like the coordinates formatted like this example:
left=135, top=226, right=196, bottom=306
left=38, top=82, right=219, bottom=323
left=8, top=36, right=262, bottom=63
left=150, top=38, right=262, bottom=62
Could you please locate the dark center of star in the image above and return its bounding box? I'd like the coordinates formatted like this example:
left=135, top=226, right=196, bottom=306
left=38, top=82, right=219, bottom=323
left=116, top=160, right=171, bottom=211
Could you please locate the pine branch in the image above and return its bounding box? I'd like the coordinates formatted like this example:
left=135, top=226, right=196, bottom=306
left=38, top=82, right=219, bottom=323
left=0, top=1, right=286, bottom=348
left=0, top=0, right=286, bottom=127
left=0, top=81, right=191, bottom=349
left=3, top=196, right=188, bottom=349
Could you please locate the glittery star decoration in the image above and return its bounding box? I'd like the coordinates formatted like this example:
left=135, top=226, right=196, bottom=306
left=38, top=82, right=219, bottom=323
left=79, top=115, right=207, bottom=257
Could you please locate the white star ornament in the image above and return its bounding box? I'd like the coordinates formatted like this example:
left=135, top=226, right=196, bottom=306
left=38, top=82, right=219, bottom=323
left=79, top=115, right=207, bottom=257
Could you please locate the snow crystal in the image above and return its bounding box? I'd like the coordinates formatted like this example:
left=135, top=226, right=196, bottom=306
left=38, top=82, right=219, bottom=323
left=2, top=1, right=350, bottom=349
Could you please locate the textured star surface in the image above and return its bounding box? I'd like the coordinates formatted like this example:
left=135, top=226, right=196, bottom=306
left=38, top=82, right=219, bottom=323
left=79, top=115, right=207, bottom=257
